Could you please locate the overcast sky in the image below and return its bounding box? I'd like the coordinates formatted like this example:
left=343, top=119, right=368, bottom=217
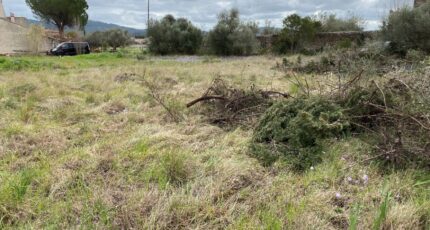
left=3, top=0, right=414, bottom=30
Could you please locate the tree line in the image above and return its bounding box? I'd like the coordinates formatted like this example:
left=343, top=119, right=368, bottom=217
left=24, top=0, right=430, bottom=56
left=146, top=9, right=367, bottom=56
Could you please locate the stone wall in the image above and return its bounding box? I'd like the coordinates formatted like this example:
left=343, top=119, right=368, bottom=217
left=257, top=31, right=377, bottom=51
left=310, top=31, right=377, bottom=49
left=0, top=19, right=56, bottom=54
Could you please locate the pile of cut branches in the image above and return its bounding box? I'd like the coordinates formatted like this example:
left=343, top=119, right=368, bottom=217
left=276, top=50, right=413, bottom=77
left=341, top=77, right=430, bottom=168
left=187, top=77, right=290, bottom=128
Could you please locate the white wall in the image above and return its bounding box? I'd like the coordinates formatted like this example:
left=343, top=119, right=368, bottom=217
left=0, top=19, right=52, bottom=54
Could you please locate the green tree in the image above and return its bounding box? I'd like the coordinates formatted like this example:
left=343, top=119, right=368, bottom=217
left=106, top=29, right=132, bottom=51
left=85, top=31, right=108, bottom=50
left=274, top=14, right=321, bottom=53
left=319, top=14, right=363, bottom=32
left=85, top=30, right=131, bottom=51
left=148, top=15, right=203, bottom=55
left=382, top=3, right=430, bottom=54
left=25, top=0, right=88, bottom=38
left=207, top=9, right=259, bottom=56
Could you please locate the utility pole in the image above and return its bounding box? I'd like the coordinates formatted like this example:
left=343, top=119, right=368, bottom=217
left=147, top=0, right=150, bottom=29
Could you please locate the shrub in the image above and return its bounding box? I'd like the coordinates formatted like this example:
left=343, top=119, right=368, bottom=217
left=337, top=38, right=353, bottom=49
left=66, top=31, right=79, bottom=40
left=207, top=9, right=260, bottom=56
left=106, top=29, right=132, bottom=51
left=144, top=151, right=192, bottom=188
left=250, top=97, right=349, bottom=171
left=273, top=14, right=322, bottom=53
left=382, top=3, right=430, bottom=54
left=405, top=49, right=427, bottom=63
left=86, top=29, right=132, bottom=51
left=148, top=15, right=203, bottom=55
left=85, top=31, right=108, bottom=49
left=318, top=14, right=364, bottom=32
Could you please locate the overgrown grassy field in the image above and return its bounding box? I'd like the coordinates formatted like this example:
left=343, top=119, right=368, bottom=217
left=0, top=52, right=429, bottom=229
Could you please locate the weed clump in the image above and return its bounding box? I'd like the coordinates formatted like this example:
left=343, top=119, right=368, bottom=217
left=0, top=58, right=53, bottom=71
left=9, top=83, right=37, bottom=98
left=250, top=97, right=349, bottom=170
left=277, top=50, right=395, bottom=76
left=104, top=101, right=127, bottom=115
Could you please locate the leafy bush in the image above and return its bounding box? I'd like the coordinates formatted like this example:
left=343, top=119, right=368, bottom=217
left=148, top=15, right=203, bottom=55
left=318, top=14, right=364, bottom=32
left=382, top=3, right=430, bottom=54
left=86, top=31, right=107, bottom=49
left=273, top=14, right=322, bottom=53
left=65, top=31, right=79, bottom=40
left=106, top=29, right=132, bottom=51
left=337, top=38, right=353, bottom=49
left=85, top=29, right=132, bottom=51
left=250, top=97, right=349, bottom=171
left=405, top=49, right=427, bottom=63
left=207, top=9, right=260, bottom=56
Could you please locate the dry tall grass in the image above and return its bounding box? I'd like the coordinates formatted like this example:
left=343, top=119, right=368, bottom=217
left=0, top=54, right=428, bottom=229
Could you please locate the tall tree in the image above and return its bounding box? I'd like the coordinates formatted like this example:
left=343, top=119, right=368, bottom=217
left=25, top=0, right=88, bottom=38
left=273, top=14, right=321, bottom=53
left=207, top=9, right=259, bottom=56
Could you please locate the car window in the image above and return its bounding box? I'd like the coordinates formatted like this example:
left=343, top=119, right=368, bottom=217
left=63, top=44, right=74, bottom=49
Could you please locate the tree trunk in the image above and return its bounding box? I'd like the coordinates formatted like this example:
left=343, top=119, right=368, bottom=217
left=56, top=23, right=65, bottom=39
left=59, top=25, right=65, bottom=39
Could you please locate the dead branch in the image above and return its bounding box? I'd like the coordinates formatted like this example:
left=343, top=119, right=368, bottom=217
left=187, top=77, right=289, bottom=128
left=261, top=91, right=292, bottom=98
left=343, top=69, right=364, bottom=90
left=186, top=96, right=227, bottom=108
left=374, top=81, right=388, bottom=109
left=139, top=72, right=182, bottom=123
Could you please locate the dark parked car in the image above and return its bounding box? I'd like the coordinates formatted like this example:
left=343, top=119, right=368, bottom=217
left=48, top=42, right=90, bottom=56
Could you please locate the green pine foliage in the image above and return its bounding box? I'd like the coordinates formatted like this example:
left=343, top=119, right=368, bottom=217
left=251, top=97, right=349, bottom=171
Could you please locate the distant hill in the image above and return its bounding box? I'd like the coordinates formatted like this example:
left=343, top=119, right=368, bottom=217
left=28, top=19, right=278, bottom=37
left=28, top=19, right=147, bottom=37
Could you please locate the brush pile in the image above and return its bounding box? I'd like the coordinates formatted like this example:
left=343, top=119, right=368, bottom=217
left=341, top=77, right=430, bottom=168
left=188, top=68, right=429, bottom=170
left=187, top=77, right=290, bottom=128
left=251, top=73, right=430, bottom=170
left=277, top=50, right=418, bottom=77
